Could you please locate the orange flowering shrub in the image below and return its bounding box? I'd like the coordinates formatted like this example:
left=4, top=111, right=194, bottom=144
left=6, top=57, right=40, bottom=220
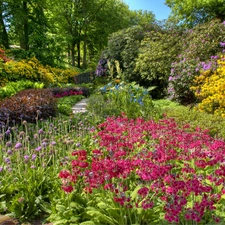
left=191, top=56, right=225, bottom=117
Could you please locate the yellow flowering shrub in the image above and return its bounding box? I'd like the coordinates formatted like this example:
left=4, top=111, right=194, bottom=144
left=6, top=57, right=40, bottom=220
left=191, top=56, right=225, bottom=117
left=1, top=57, right=80, bottom=85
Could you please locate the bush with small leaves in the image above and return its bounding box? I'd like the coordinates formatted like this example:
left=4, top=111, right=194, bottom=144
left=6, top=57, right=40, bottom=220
left=0, top=88, right=57, bottom=129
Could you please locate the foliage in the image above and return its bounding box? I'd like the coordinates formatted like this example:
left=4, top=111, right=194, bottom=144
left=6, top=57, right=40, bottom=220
left=165, top=0, right=225, bottom=27
left=1, top=57, right=80, bottom=85
left=0, top=48, right=10, bottom=63
left=102, top=25, right=145, bottom=82
left=135, top=26, right=183, bottom=98
left=191, top=56, right=225, bottom=117
left=57, top=115, right=225, bottom=224
left=157, top=99, right=225, bottom=140
left=87, top=81, right=160, bottom=121
left=0, top=80, right=44, bottom=99
left=57, top=95, right=84, bottom=116
left=0, top=112, right=94, bottom=222
left=167, top=19, right=225, bottom=104
left=0, top=88, right=57, bottom=129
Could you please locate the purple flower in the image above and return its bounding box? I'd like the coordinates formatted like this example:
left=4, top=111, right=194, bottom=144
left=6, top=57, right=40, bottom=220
left=4, top=157, right=11, bottom=164
left=7, top=150, right=12, bottom=155
left=223, top=21, right=225, bottom=25
left=5, top=130, right=10, bottom=135
left=76, top=142, right=81, bottom=147
left=171, top=68, right=174, bottom=74
left=0, top=167, right=3, bottom=172
left=51, top=141, right=56, bottom=146
left=24, top=155, right=29, bottom=162
left=195, top=68, right=199, bottom=72
left=6, top=141, right=12, bottom=147
left=15, top=142, right=22, bottom=149
left=38, top=129, right=44, bottom=134
left=169, top=76, right=173, bottom=81
left=42, top=142, right=48, bottom=147
left=31, top=154, right=37, bottom=161
left=35, top=146, right=42, bottom=152
left=220, top=42, right=225, bottom=47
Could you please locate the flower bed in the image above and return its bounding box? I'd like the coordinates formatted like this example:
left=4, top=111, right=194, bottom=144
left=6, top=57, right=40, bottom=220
left=57, top=115, right=225, bottom=224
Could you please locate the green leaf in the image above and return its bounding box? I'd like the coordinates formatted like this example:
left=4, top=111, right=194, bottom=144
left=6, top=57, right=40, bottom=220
left=97, top=202, right=107, bottom=209
left=106, top=208, right=120, bottom=219
left=87, top=210, right=117, bottom=225
left=79, top=221, right=96, bottom=225
left=70, top=216, right=79, bottom=223
left=131, top=185, right=142, bottom=201
left=56, top=204, right=66, bottom=212
left=53, top=219, right=69, bottom=225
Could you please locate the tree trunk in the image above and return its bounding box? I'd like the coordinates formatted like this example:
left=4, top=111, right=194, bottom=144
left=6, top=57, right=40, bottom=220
left=77, top=41, right=81, bottom=68
left=0, top=2, right=9, bottom=49
left=20, top=1, right=29, bottom=50
left=83, top=30, right=87, bottom=69
left=71, top=40, right=76, bottom=67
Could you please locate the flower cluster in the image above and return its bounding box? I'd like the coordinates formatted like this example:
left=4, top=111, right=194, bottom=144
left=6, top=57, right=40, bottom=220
left=53, top=90, right=83, bottom=98
left=0, top=48, right=10, bottom=63
left=191, top=55, right=225, bottom=117
left=95, top=58, right=108, bottom=77
left=59, top=115, right=225, bottom=224
left=167, top=19, right=225, bottom=104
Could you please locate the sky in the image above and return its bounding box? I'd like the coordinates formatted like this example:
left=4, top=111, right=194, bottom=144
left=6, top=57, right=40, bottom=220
left=123, top=0, right=171, bottom=21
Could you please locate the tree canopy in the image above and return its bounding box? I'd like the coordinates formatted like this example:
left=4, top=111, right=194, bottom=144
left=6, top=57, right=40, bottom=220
left=165, top=0, right=225, bottom=27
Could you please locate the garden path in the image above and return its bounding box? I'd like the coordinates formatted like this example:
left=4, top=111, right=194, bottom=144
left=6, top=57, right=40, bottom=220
left=72, top=98, right=88, bottom=113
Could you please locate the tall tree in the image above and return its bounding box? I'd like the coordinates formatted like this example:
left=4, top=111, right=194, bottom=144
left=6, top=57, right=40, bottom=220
left=0, top=0, right=9, bottom=48
left=165, top=0, right=225, bottom=27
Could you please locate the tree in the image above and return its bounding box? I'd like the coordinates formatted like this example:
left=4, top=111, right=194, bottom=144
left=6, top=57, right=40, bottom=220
left=165, top=0, right=225, bottom=27
left=0, top=1, right=9, bottom=49
left=129, top=9, right=155, bottom=26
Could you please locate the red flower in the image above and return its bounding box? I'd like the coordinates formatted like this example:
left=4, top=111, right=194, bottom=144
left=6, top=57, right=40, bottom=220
left=62, top=185, right=73, bottom=193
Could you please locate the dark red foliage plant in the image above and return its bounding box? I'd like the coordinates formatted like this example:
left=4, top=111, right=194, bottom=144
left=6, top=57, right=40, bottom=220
left=0, top=88, right=57, bottom=129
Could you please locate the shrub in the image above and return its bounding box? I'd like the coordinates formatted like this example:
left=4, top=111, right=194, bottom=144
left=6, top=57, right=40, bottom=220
left=168, top=19, right=225, bottom=104
left=0, top=48, right=10, bottom=63
left=101, top=25, right=145, bottom=83
left=1, top=57, right=80, bottom=85
left=135, top=27, right=182, bottom=98
left=0, top=88, right=56, bottom=129
left=88, top=81, right=160, bottom=121
left=191, top=56, right=225, bottom=117
left=0, top=49, right=11, bottom=87
left=0, top=80, right=45, bottom=99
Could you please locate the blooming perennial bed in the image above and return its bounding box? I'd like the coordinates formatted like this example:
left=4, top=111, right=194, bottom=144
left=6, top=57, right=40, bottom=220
left=59, top=115, right=225, bottom=224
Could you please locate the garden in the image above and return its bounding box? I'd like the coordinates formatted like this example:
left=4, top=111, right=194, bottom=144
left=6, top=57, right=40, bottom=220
left=1, top=3, right=225, bottom=224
